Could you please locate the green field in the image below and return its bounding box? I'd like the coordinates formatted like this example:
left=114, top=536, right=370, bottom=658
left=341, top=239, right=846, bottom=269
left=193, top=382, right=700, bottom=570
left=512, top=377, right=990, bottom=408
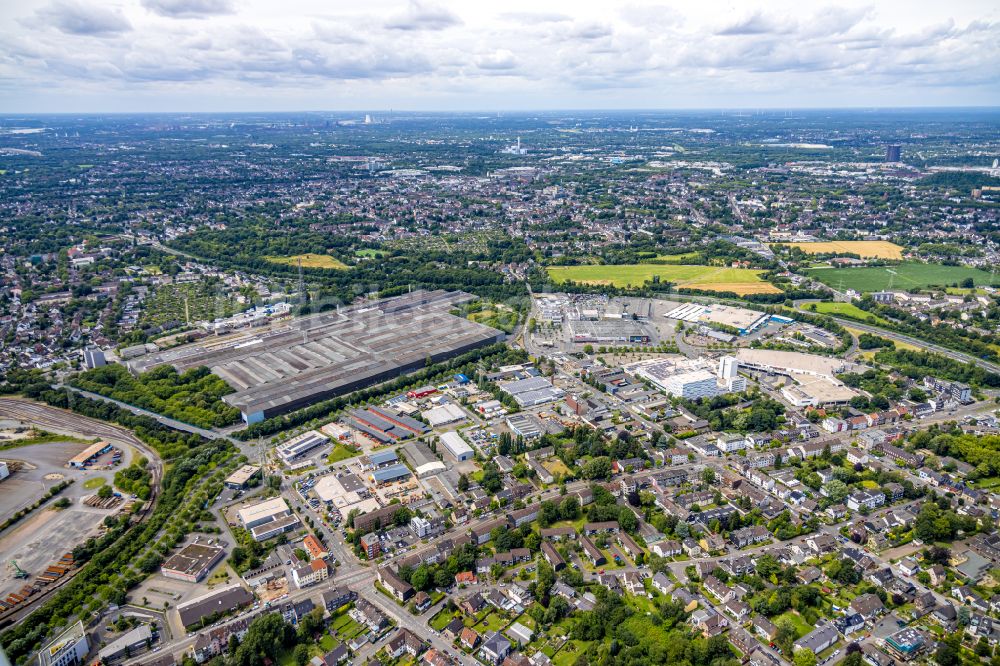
left=553, top=640, right=591, bottom=666
left=546, top=264, right=780, bottom=295
left=773, top=611, right=813, bottom=639
left=327, top=442, right=360, bottom=464
left=805, top=262, right=998, bottom=293
left=807, top=302, right=891, bottom=325
left=83, top=477, right=106, bottom=490
left=640, top=252, right=701, bottom=264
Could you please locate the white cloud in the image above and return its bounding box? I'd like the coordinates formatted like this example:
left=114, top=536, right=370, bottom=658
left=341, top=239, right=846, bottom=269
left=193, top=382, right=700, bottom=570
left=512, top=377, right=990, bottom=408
left=384, top=1, right=461, bottom=31
left=0, top=0, right=997, bottom=111
left=141, top=0, right=234, bottom=19
left=32, top=0, right=132, bottom=36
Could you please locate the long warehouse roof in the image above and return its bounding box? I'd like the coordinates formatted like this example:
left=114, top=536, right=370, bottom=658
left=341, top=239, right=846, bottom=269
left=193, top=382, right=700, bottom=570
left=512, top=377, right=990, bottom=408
left=128, top=290, right=503, bottom=416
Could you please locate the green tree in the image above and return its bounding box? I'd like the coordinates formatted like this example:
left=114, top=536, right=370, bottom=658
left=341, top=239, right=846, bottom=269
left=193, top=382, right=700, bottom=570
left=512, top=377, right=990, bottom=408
left=823, top=480, right=849, bottom=503
left=794, top=649, right=817, bottom=666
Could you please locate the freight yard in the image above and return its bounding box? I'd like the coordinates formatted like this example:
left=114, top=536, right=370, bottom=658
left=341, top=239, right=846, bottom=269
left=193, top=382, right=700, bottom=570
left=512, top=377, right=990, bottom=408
left=0, top=411, right=143, bottom=619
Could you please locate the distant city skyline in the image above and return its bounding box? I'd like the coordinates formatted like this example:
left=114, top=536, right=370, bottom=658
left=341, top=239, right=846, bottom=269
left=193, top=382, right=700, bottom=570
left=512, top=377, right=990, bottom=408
left=1, top=0, right=998, bottom=113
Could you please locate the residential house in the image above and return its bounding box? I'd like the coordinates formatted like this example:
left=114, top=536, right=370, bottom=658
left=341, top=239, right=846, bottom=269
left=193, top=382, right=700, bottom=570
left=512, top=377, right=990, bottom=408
left=752, top=615, right=778, bottom=642
left=377, top=567, right=414, bottom=602
left=387, top=629, right=425, bottom=659
left=851, top=594, right=885, bottom=621
left=651, top=540, right=681, bottom=558
left=731, top=525, right=770, bottom=548
left=794, top=621, right=838, bottom=654
left=703, top=576, right=734, bottom=603
left=460, top=627, right=479, bottom=650
left=479, top=632, right=512, bottom=665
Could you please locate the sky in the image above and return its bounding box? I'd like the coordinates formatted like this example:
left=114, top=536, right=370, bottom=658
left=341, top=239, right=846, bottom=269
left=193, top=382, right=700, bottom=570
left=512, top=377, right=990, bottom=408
left=0, top=0, right=998, bottom=113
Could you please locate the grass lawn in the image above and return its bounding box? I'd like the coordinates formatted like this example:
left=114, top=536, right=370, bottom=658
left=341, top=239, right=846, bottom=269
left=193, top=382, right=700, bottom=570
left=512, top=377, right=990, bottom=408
left=474, top=611, right=508, bottom=633
left=546, top=264, right=781, bottom=295
left=804, top=261, right=998, bottom=293
left=775, top=240, right=904, bottom=259
left=546, top=516, right=588, bottom=534
left=329, top=614, right=365, bottom=639
left=971, top=477, right=1000, bottom=490
left=553, top=640, right=591, bottom=666
left=319, top=635, right=337, bottom=651
left=773, top=611, right=813, bottom=639
left=327, top=442, right=360, bottom=464
left=627, top=593, right=657, bottom=614
left=598, top=547, right=625, bottom=568
left=355, top=248, right=386, bottom=258
left=83, top=477, right=106, bottom=490
left=542, top=458, right=572, bottom=477
left=206, top=566, right=234, bottom=587
left=264, top=253, right=348, bottom=270
left=806, top=302, right=891, bottom=326
left=430, top=610, right=457, bottom=631
left=513, top=612, right=537, bottom=630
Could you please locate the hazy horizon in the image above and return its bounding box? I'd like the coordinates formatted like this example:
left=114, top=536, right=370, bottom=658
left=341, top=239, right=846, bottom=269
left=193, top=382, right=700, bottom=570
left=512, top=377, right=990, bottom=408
left=2, top=106, right=1000, bottom=118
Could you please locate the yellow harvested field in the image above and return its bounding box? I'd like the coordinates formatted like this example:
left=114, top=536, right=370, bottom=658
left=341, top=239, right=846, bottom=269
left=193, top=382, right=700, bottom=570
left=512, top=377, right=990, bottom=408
left=683, top=282, right=782, bottom=295
left=264, top=253, right=348, bottom=269
left=775, top=240, right=904, bottom=259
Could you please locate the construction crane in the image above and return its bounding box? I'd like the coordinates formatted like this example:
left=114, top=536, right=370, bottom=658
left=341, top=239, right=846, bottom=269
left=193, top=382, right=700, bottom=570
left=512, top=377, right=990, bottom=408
left=9, top=561, right=28, bottom=579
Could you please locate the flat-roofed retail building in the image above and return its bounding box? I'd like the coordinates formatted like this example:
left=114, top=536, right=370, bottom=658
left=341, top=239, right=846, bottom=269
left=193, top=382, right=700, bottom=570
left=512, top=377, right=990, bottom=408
left=224, top=464, right=261, bottom=489
left=127, top=290, right=503, bottom=424
left=238, top=497, right=291, bottom=529
left=161, top=542, right=226, bottom=582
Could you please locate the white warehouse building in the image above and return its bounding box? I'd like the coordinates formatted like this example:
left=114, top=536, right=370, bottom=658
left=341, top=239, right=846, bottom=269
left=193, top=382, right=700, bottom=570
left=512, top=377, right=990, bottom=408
left=658, top=369, right=720, bottom=399
left=275, top=430, right=328, bottom=464
left=440, top=431, right=474, bottom=461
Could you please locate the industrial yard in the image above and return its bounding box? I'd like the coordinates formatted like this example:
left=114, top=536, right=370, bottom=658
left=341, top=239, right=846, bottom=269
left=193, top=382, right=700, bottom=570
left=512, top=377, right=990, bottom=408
left=0, top=438, right=136, bottom=610
left=126, top=290, right=504, bottom=424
